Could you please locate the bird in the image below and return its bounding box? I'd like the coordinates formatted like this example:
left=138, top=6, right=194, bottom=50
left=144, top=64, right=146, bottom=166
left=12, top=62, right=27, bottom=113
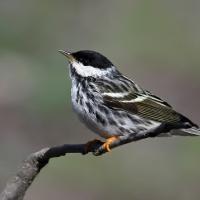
left=59, top=49, right=200, bottom=152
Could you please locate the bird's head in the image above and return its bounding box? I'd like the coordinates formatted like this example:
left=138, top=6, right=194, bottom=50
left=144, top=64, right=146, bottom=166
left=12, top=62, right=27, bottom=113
left=59, top=50, right=119, bottom=78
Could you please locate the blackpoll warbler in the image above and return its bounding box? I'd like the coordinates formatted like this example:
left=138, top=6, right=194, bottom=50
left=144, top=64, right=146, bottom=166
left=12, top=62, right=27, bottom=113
left=59, top=50, right=200, bottom=152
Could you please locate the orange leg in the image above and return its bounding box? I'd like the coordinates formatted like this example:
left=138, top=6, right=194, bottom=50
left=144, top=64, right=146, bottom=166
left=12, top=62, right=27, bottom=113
left=102, top=136, right=119, bottom=152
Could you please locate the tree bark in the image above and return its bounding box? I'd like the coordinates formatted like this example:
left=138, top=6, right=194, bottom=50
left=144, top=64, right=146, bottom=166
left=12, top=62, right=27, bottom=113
left=0, top=124, right=176, bottom=200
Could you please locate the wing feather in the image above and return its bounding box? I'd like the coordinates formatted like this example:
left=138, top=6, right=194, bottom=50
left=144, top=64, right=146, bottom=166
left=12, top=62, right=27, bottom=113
left=95, top=76, right=194, bottom=125
left=103, top=92, right=181, bottom=123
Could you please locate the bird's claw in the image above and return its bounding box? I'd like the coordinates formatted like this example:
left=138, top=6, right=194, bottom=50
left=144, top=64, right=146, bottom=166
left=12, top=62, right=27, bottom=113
left=102, top=136, right=119, bottom=152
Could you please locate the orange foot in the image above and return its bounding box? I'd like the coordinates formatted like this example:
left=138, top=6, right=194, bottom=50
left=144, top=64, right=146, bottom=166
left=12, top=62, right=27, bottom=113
left=102, top=136, right=119, bottom=152
left=84, top=139, right=103, bottom=153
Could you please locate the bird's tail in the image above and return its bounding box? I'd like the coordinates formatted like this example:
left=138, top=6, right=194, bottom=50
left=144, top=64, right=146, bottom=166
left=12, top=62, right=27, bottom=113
left=171, top=127, right=200, bottom=136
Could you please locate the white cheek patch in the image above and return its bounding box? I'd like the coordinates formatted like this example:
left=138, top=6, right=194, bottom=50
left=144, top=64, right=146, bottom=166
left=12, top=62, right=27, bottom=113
left=71, top=61, right=113, bottom=77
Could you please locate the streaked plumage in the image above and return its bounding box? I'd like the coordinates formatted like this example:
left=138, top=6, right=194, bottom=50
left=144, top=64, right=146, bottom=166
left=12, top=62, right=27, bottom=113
left=59, top=50, right=200, bottom=151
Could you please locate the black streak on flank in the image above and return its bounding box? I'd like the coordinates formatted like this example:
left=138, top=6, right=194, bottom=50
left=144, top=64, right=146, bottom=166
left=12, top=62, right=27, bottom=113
left=108, top=117, right=117, bottom=126
left=76, top=88, right=80, bottom=103
left=119, top=127, right=127, bottom=133
left=79, top=96, right=83, bottom=106
left=81, top=80, right=86, bottom=91
left=98, top=105, right=109, bottom=115
left=88, top=83, right=95, bottom=90
left=118, top=120, right=125, bottom=125
left=130, top=129, right=136, bottom=134
left=86, top=102, right=93, bottom=114
left=126, top=114, right=141, bottom=123
left=96, top=112, right=106, bottom=126
left=113, top=111, right=121, bottom=117
left=86, top=92, right=95, bottom=101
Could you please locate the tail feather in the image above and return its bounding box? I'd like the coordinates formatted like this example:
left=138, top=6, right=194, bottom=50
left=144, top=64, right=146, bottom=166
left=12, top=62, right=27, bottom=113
left=171, top=127, right=200, bottom=136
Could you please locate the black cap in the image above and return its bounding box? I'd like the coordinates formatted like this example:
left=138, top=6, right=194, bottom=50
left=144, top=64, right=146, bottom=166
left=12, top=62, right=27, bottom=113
left=72, top=50, right=113, bottom=69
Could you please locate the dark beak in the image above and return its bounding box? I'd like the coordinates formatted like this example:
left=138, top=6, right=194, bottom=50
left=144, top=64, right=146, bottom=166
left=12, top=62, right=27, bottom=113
left=58, top=50, right=74, bottom=62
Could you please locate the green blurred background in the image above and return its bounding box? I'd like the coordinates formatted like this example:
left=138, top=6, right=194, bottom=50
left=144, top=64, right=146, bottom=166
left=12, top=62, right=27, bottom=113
left=1, top=0, right=200, bottom=199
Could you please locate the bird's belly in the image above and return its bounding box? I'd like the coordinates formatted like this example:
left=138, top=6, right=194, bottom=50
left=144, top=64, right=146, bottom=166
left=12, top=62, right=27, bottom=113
left=70, top=84, right=110, bottom=138
left=72, top=100, right=111, bottom=138
left=71, top=86, right=160, bottom=139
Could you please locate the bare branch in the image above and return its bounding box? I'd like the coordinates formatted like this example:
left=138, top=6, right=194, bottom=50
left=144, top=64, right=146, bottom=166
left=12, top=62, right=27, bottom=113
left=0, top=123, right=177, bottom=200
